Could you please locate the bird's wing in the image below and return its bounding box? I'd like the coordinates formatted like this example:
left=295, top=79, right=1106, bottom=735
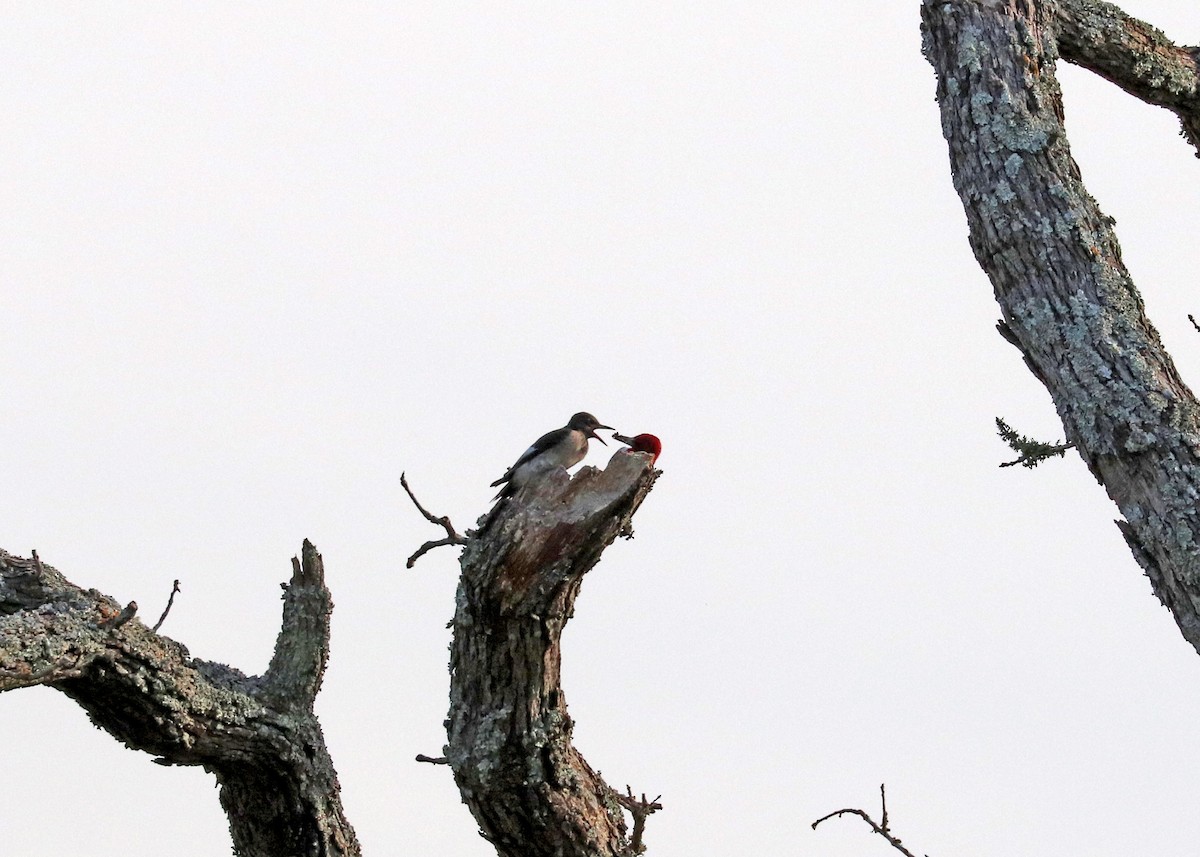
left=489, top=427, right=565, bottom=486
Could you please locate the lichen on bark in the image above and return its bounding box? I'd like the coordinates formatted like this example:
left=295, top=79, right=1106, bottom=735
left=0, top=542, right=360, bottom=857
left=922, top=0, right=1200, bottom=652
left=446, top=449, right=661, bottom=857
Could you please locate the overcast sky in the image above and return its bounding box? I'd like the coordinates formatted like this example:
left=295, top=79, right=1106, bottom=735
left=4, top=3, right=1200, bottom=856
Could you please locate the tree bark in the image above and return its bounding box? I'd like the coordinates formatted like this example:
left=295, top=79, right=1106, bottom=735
left=445, top=449, right=660, bottom=857
left=1055, top=0, right=1200, bottom=153
left=0, top=541, right=360, bottom=857
left=921, top=1, right=1200, bottom=650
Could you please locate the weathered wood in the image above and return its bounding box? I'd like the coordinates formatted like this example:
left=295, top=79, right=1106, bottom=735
left=447, top=450, right=660, bottom=857
left=0, top=542, right=359, bottom=857
left=1056, top=0, right=1200, bottom=154
left=922, top=0, right=1200, bottom=650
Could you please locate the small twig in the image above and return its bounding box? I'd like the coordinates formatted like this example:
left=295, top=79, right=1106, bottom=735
left=812, top=784, right=923, bottom=857
left=401, top=471, right=469, bottom=568
left=151, top=580, right=182, bottom=633
left=415, top=754, right=449, bottom=765
left=1190, top=313, right=1200, bottom=334
left=100, top=601, right=138, bottom=631
left=401, top=472, right=463, bottom=533
left=615, top=785, right=662, bottom=855
left=996, top=416, right=1074, bottom=468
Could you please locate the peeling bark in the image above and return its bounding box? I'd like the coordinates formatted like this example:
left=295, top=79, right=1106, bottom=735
left=922, top=1, right=1200, bottom=651
left=0, top=541, right=360, bottom=857
left=446, top=449, right=661, bottom=857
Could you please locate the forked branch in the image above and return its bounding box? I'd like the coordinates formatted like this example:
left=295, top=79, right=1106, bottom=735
left=812, top=784, right=923, bottom=857
left=0, top=543, right=359, bottom=857
left=401, top=471, right=469, bottom=567
left=1056, top=0, right=1200, bottom=154
left=922, top=0, right=1200, bottom=656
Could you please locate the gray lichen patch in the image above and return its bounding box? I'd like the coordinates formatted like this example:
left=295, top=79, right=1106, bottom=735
left=954, top=22, right=988, bottom=74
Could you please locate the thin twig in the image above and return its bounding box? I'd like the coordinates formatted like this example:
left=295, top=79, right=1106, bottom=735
left=401, top=471, right=469, bottom=568
left=415, top=754, right=449, bottom=765
left=812, top=784, right=923, bottom=857
left=1190, top=313, right=1200, bottom=334
left=615, top=785, right=662, bottom=855
left=151, top=580, right=182, bottom=633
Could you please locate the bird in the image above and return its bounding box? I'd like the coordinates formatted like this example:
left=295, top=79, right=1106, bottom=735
left=491, top=412, right=615, bottom=499
left=613, top=432, right=662, bottom=464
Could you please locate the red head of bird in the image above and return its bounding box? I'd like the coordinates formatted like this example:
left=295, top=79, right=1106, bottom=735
left=613, top=432, right=662, bottom=464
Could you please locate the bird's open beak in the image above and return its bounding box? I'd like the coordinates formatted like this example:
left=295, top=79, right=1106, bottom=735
left=591, top=425, right=614, bottom=445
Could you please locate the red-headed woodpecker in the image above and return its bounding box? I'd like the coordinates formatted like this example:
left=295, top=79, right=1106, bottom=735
left=613, top=432, right=662, bottom=464
left=491, top=412, right=615, bottom=499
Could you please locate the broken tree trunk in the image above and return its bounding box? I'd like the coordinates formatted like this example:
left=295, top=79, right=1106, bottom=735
left=445, top=448, right=660, bottom=857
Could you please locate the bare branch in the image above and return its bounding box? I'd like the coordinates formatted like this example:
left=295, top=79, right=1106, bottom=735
left=812, top=785, right=922, bottom=857
left=401, top=471, right=469, bottom=567
left=616, top=786, right=663, bottom=856
left=415, top=753, right=449, bottom=765
left=405, top=536, right=465, bottom=569
left=151, top=579, right=181, bottom=633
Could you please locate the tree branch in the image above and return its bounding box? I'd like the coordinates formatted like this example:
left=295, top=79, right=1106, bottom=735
left=446, top=450, right=661, bottom=857
left=151, top=579, right=181, bottom=633
left=996, top=416, right=1075, bottom=468
left=262, top=540, right=332, bottom=706
left=812, top=785, right=922, bottom=857
left=1055, top=0, right=1200, bottom=155
left=402, top=471, right=470, bottom=567
left=922, top=0, right=1200, bottom=654
left=615, top=787, right=663, bottom=856
left=0, top=545, right=360, bottom=857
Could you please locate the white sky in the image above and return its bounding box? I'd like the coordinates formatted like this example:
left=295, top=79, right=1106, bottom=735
left=3, top=3, right=1200, bottom=855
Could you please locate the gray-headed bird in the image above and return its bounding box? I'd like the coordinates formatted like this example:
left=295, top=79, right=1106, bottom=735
left=491, top=412, right=614, bottom=499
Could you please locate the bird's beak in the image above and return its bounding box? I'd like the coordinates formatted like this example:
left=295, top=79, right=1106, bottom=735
left=612, top=433, right=634, bottom=446
left=591, top=425, right=614, bottom=445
